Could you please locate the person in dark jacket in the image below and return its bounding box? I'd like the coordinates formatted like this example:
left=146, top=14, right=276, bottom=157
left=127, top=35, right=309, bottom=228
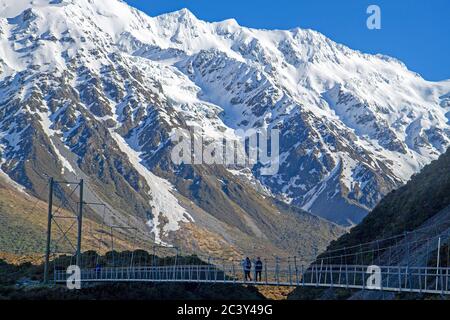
left=255, top=257, right=263, bottom=282
left=243, top=257, right=252, bottom=282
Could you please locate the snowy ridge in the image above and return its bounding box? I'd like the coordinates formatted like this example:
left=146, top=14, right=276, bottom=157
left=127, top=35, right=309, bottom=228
left=0, top=0, right=449, bottom=227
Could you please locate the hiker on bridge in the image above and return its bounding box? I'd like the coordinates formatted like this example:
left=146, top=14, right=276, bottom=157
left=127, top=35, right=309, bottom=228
left=255, top=257, right=263, bottom=282
left=242, top=257, right=252, bottom=282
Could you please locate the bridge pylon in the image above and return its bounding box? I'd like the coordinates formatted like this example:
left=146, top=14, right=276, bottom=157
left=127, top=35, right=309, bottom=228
left=43, top=178, right=85, bottom=283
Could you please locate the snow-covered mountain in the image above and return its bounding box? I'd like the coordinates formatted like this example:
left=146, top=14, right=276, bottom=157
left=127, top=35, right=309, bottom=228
left=0, top=0, right=448, bottom=257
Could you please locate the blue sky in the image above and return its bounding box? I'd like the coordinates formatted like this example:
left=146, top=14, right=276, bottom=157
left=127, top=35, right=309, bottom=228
left=124, top=0, right=450, bottom=81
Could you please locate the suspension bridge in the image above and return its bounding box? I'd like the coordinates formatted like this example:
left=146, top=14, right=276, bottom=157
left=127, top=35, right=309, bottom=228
left=53, top=258, right=450, bottom=296
left=2, top=178, right=450, bottom=296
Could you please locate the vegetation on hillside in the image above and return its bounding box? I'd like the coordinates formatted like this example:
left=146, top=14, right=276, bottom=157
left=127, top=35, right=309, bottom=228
left=323, top=148, right=450, bottom=252
left=288, top=148, right=450, bottom=300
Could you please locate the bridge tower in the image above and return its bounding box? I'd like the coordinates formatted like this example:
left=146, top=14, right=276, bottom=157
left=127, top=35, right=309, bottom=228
left=43, top=178, right=84, bottom=283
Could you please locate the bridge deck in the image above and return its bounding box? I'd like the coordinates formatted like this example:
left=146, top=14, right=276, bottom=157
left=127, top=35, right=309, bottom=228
left=55, top=265, right=450, bottom=295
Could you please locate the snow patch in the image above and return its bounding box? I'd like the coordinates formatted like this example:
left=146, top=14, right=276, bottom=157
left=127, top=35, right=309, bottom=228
left=110, top=131, right=193, bottom=246
left=36, top=109, right=76, bottom=175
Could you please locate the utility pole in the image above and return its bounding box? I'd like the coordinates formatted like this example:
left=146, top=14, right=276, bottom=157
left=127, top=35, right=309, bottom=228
left=76, top=179, right=84, bottom=268
left=44, top=177, right=54, bottom=284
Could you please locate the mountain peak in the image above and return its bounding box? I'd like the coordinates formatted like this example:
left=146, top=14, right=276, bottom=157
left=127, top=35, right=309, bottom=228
left=177, top=8, right=194, bottom=16
left=159, top=8, right=198, bottom=22
left=215, top=17, right=239, bottom=28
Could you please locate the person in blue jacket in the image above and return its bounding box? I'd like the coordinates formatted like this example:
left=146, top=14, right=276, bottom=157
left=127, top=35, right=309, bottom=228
left=242, top=257, right=252, bottom=282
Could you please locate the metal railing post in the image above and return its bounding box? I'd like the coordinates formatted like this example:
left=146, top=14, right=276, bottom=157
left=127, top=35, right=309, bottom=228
left=418, top=267, right=423, bottom=293
left=215, top=263, right=218, bottom=283
left=276, top=257, right=280, bottom=285
left=386, top=266, right=390, bottom=289
left=318, top=260, right=323, bottom=285
left=436, top=237, right=441, bottom=291
left=197, top=265, right=200, bottom=281
left=361, top=266, right=365, bottom=291
left=173, top=248, right=179, bottom=281
left=301, top=265, right=305, bottom=287
left=315, top=264, right=319, bottom=287
left=207, top=257, right=211, bottom=282
left=232, top=262, right=236, bottom=284
left=223, top=260, right=226, bottom=283
left=330, top=265, right=334, bottom=287
left=288, top=257, right=293, bottom=286
left=345, top=264, right=349, bottom=289
left=264, top=259, right=268, bottom=285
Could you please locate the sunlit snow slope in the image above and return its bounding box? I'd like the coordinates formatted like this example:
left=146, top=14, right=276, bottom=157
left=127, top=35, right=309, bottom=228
left=0, top=0, right=449, bottom=239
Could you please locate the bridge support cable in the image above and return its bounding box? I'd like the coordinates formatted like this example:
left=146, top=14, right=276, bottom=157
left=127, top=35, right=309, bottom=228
left=39, top=176, right=450, bottom=296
